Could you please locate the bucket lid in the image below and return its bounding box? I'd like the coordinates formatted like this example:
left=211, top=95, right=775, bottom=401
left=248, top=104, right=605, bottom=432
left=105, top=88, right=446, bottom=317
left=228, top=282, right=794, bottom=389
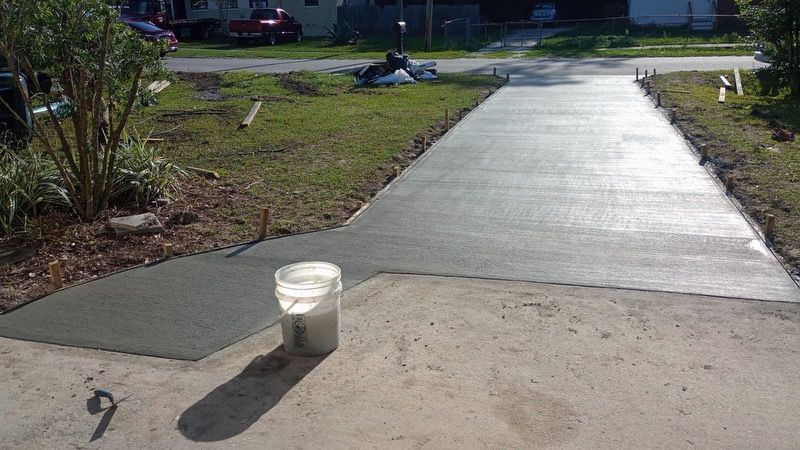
left=275, top=261, right=341, bottom=292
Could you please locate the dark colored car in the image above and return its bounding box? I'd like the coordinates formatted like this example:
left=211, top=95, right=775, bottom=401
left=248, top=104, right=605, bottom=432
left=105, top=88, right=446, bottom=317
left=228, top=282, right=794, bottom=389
left=530, top=2, right=557, bottom=22
left=124, top=20, right=178, bottom=56
left=229, top=8, right=303, bottom=46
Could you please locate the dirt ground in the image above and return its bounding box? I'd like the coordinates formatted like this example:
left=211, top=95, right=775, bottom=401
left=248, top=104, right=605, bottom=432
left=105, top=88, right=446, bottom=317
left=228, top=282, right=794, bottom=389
left=1, top=274, right=799, bottom=449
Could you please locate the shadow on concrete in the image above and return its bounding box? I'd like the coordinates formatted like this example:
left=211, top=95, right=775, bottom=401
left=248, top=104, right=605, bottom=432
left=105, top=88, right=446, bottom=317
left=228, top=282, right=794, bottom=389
left=178, top=345, right=328, bottom=442
left=86, top=397, right=117, bottom=442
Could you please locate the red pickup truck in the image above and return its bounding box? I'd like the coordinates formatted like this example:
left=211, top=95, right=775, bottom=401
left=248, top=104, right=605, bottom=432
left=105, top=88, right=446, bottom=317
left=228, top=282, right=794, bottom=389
left=229, top=9, right=303, bottom=46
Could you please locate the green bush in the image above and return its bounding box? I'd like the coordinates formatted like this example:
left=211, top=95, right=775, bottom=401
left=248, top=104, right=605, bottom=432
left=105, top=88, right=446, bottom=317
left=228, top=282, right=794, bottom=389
left=0, top=150, right=71, bottom=236
left=111, top=134, right=186, bottom=208
left=325, top=22, right=360, bottom=46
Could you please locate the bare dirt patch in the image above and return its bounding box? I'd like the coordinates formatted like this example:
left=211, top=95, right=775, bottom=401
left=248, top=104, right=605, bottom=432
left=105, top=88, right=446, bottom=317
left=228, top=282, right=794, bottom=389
left=277, top=73, right=322, bottom=96
left=178, top=72, right=224, bottom=101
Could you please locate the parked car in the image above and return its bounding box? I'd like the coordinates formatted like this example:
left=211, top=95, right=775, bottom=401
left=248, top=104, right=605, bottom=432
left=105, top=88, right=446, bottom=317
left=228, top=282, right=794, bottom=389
left=124, top=20, right=178, bottom=56
left=0, top=57, right=52, bottom=148
left=530, top=2, right=557, bottom=22
left=117, top=0, right=218, bottom=41
left=229, top=8, right=303, bottom=46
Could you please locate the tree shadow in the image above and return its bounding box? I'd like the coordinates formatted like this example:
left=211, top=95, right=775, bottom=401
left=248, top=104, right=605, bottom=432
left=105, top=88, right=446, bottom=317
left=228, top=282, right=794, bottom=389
left=178, top=345, right=329, bottom=442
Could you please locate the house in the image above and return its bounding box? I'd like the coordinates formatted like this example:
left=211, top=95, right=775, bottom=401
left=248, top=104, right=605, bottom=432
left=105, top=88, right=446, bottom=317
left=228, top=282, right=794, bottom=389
left=628, top=0, right=736, bottom=30
left=173, top=0, right=343, bottom=36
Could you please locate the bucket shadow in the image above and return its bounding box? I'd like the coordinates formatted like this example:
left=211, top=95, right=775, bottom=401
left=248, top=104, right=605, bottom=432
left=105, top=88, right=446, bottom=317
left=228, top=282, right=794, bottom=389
left=86, top=397, right=117, bottom=442
left=178, top=345, right=329, bottom=442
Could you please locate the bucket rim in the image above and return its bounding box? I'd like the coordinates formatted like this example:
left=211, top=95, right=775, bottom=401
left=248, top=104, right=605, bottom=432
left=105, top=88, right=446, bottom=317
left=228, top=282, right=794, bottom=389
left=275, top=261, right=342, bottom=291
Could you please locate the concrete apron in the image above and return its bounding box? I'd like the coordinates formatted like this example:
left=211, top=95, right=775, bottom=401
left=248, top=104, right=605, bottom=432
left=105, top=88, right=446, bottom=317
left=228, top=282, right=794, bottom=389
left=0, top=75, right=798, bottom=361
left=1, top=274, right=799, bottom=448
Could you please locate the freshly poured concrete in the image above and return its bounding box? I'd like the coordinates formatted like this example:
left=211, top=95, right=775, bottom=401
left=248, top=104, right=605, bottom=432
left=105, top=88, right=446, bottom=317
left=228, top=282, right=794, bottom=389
left=1, top=76, right=797, bottom=359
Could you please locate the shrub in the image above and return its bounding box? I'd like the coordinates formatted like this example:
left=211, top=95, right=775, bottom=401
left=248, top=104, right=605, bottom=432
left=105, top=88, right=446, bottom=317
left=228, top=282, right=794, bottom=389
left=738, top=0, right=800, bottom=96
left=111, top=133, right=186, bottom=208
left=0, top=150, right=70, bottom=236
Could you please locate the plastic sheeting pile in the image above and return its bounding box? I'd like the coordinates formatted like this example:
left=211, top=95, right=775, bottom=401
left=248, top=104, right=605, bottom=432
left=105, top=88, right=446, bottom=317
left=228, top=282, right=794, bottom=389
left=355, top=52, right=438, bottom=86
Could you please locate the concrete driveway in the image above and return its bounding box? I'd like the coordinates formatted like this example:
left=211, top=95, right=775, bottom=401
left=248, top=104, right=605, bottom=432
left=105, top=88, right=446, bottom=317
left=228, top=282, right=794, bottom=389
left=1, top=74, right=796, bottom=360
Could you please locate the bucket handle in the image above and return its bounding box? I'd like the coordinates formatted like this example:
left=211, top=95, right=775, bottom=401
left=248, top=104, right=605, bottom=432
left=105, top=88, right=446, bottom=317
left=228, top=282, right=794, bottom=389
left=275, top=297, right=323, bottom=322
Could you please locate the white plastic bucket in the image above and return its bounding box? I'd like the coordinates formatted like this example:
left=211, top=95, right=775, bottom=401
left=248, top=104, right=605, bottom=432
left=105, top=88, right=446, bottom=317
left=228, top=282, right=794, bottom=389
left=275, top=261, right=342, bottom=356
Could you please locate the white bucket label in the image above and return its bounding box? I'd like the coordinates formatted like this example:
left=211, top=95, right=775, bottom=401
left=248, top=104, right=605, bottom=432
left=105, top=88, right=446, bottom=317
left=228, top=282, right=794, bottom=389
left=291, top=314, right=308, bottom=349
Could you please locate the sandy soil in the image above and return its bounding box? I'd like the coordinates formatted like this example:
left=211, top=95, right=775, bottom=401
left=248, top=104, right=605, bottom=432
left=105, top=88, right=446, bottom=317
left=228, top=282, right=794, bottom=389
left=1, top=274, right=799, bottom=449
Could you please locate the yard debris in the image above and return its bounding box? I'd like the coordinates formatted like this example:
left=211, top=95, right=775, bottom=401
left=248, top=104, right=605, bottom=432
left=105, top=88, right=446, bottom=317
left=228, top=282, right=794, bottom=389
left=354, top=52, right=438, bottom=86
left=149, top=80, right=172, bottom=94
left=108, top=213, right=164, bottom=236
left=772, top=128, right=796, bottom=141
left=185, top=166, right=221, bottom=180
left=239, top=101, right=262, bottom=129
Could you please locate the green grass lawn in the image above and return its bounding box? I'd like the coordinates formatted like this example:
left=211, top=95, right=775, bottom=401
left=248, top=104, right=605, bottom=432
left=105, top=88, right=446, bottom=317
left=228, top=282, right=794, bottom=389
left=135, top=71, right=501, bottom=238
left=174, top=35, right=488, bottom=60
left=526, top=25, right=752, bottom=58
left=651, top=70, right=800, bottom=273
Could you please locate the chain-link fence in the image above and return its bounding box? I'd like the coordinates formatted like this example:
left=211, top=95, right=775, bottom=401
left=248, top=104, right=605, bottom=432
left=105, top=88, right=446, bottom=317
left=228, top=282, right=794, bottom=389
left=441, top=15, right=747, bottom=53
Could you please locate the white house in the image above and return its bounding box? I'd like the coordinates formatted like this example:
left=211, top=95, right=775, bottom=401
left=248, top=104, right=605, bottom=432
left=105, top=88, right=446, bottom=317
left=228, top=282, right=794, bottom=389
left=174, top=0, right=343, bottom=36
left=628, top=0, right=717, bottom=29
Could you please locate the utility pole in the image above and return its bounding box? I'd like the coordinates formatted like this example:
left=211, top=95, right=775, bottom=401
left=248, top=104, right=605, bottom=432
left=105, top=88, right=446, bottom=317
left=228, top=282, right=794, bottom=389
left=424, top=0, right=433, bottom=51
left=397, top=0, right=405, bottom=22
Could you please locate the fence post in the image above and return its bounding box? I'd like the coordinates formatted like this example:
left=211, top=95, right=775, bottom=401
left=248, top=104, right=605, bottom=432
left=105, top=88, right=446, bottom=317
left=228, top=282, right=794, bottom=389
left=537, top=20, right=543, bottom=45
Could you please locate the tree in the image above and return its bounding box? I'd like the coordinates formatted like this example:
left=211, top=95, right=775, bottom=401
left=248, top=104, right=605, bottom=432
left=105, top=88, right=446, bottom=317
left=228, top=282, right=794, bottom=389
left=738, top=0, right=800, bottom=96
left=213, top=0, right=231, bottom=33
left=0, top=0, right=166, bottom=221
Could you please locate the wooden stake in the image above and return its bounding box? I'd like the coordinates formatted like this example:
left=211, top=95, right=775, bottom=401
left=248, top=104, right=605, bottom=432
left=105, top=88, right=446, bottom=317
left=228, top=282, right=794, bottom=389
left=356, top=200, right=364, bottom=210
left=766, top=214, right=776, bottom=240
left=394, top=165, right=401, bottom=178
left=186, top=166, right=221, bottom=180
left=653, top=68, right=657, bottom=77
left=506, top=73, right=510, bottom=82
left=670, top=109, right=677, bottom=123
left=718, top=87, right=726, bottom=103
left=656, top=92, right=661, bottom=107
left=258, top=207, right=270, bottom=239
left=240, top=101, right=262, bottom=129
left=733, top=67, right=743, bottom=95
left=725, top=175, right=735, bottom=193
left=493, top=67, right=497, bottom=76
left=636, top=67, right=639, bottom=81
left=645, top=69, right=648, bottom=79
left=701, top=143, right=708, bottom=160
left=163, top=243, right=174, bottom=258
left=445, top=109, right=449, bottom=130
left=422, top=136, right=427, bottom=150
left=48, top=260, right=63, bottom=289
